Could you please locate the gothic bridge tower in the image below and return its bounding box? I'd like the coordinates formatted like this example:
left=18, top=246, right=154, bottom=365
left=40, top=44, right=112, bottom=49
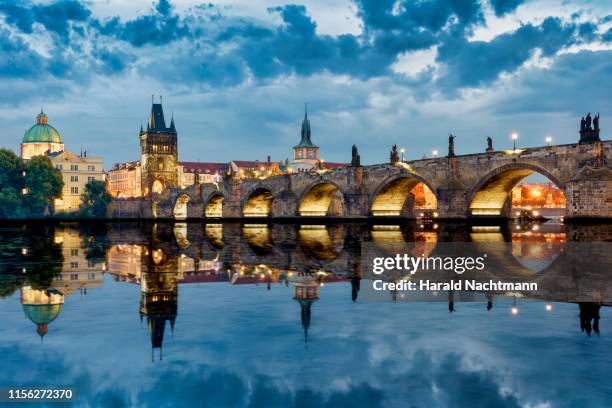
left=140, top=96, right=178, bottom=195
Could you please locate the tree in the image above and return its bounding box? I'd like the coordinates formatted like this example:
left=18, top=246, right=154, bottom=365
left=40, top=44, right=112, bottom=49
left=24, top=156, right=63, bottom=217
left=0, top=149, right=25, bottom=218
left=80, top=179, right=112, bottom=218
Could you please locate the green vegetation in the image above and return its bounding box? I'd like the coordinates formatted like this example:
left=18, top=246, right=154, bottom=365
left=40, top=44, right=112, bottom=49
left=80, top=179, right=112, bottom=218
left=0, top=149, right=63, bottom=218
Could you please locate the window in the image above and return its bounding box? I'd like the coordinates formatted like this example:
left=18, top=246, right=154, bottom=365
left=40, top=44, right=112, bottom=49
left=297, top=150, right=303, bottom=159
left=55, top=164, right=63, bottom=170
left=88, top=176, right=94, bottom=182
left=87, top=261, right=96, bottom=268
left=70, top=175, right=78, bottom=182
left=88, top=273, right=96, bottom=279
left=71, top=273, right=78, bottom=280
left=70, top=164, right=79, bottom=171
left=88, top=165, right=95, bottom=171
left=71, top=187, right=79, bottom=194
left=70, top=249, right=78, bottom=256
left=307, top=150, right=314, bottom=159
left=70, top=262, right=79, bottom=269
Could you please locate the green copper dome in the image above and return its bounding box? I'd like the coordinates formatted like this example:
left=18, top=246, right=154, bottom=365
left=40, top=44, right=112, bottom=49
left=22, top=304, right=63, bottom=325
left=22, top=111, right=62, bottom=144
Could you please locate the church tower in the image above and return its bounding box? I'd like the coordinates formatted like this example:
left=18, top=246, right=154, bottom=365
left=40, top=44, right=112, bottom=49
left=140, top=96, right=178, bottom=195
left=292, top=104, right=319, bottom=172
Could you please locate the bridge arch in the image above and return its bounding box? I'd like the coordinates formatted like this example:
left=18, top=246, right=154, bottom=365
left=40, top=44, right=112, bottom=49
left=369, top=174, right=437, bottom=216
left=204, top=192, right=224, bottom=218
left=468, top=163, right=566, bottom=217
left=173, top=194, right=190, bottom=220
left=298, top=181, right=345, bottom=216
left=243, top=186, right=275, bottom=217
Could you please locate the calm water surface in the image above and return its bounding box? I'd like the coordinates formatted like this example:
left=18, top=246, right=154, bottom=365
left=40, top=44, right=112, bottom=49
left=0, top=221, right=610, bottom=408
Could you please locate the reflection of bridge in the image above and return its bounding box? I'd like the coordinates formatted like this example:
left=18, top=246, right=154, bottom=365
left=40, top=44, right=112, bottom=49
left=113, top=140, right=612, bottom=220
left=105, top=222, right=612, bottom=304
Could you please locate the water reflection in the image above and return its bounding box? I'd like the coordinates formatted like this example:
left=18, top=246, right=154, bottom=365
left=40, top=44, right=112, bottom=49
left=1, top=221, right=610, bottom=345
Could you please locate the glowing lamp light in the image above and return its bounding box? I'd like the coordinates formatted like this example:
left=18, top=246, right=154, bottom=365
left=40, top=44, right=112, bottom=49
left=511, top=132, right=519, bottom=151
left=432, top=149, right=438, bottom=158
left=546, top=136, right=553, bottom=146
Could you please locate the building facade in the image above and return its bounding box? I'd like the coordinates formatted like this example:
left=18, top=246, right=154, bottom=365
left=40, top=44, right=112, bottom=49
left=107, top=161, right=142, bottom=198
left=50, top=151, right=104, bottom=212
left=140, top=98, right=178, bottom=195
left=292, top=106, right=319, bottom=172
left=20, top=111, right=104, bottom=213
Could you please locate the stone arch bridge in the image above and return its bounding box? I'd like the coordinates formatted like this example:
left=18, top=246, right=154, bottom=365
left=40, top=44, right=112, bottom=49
left=112, top=140, right=612, bottom=219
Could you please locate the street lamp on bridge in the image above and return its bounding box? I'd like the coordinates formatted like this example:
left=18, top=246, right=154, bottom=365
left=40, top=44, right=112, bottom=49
left=511, top=132, right=519, bottom=151
left=400, top=148, right=405, bottom=162
left=432, top=149, right=438, bottom=158
left=546, top=135, right=552, bottom=146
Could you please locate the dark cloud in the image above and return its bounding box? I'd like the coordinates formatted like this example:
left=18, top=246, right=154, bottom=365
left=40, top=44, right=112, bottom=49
left=0, top=0, right=90, bottom=39
left=0, top=0, right=610, bottom=101
left=435, top=17, right=579, bottom=90
left=489, top=0, right=525, bottom=17
left=96, top=0, right=190, bottom=46
left=0, top=28, right=44, bottom=78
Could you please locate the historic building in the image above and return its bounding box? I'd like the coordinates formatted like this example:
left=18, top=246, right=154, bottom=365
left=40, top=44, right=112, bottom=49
left=140, top=97, right=178, bottom=195
left=49, top=151, right=104, bottom=212
left=20, top=111, right=104, bottom=213
left=178, top=162, right=228, bottom=186
left=107, top=161, right=142, bottom=198
left=292, top=106, right=319, bottom=172
left=20, top=110, right=64, bottom=160
left=291, top=106, right=348, bottom=172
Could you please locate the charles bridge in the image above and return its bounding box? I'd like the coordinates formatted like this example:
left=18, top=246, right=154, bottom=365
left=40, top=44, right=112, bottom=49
left=111, top=137, right=612, bottom=220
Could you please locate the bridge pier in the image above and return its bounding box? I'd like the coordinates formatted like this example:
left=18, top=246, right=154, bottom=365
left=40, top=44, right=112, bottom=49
left=435, top=187, right=470, bottom=219
left=566, top=175, right=612, bottom=219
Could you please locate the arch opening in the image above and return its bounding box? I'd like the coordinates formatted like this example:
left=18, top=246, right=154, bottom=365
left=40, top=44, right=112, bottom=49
left=243, top=188, right=274, bottom=217
left=173, top=194, right=190, bottom=220
left=299, top=183, right=344, bottom=216
left=205, top=194, right=224, bottom=218
left=470, top=167, right=566, bottom=218
left=152, top=179, right=164, bottom=194
left=371, top=177, right=437, bottom=216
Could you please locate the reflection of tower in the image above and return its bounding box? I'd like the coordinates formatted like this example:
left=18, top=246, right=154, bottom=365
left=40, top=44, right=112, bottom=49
left=293, top=272, right=319, bottom=346
left=351, top=275, right=361, bottom=302
left=140, top=248, right=179, bottom=361
left=21, top=286, right=64, bottom=339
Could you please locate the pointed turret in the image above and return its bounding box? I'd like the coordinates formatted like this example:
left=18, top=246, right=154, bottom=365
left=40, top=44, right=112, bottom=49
left=295, top=104, right=317, bottom=148
left=169, top=114, right=176, bottom=133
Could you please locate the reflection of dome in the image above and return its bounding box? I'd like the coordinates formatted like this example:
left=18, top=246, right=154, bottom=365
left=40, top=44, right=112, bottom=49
left=22, top=304, right=63, bottom=338
left=22, top=111, right=63, bottom=144
left=21, top=287, right=64, bottom=339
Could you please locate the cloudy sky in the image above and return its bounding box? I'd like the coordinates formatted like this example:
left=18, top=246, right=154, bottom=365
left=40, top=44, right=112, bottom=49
left=1, top=0, right=611, bottom=167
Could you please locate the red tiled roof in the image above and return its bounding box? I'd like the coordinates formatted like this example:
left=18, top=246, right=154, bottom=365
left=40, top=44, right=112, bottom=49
left=232, top=160, right=277, bottom=168
left=322, top=162, right=349, bottom=169
left=179, top=162, right=229, bottom=173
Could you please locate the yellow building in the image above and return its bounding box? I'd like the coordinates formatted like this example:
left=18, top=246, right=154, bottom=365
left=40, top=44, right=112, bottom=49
left=20, top=110, right=64, bottom=160
left=50, top=151, right=104, bottom=212
left=107, top=161, right=142, bottom=198
left=19, top=110, right=105, bottom=213
left=52, top=227, right=105, bottom=295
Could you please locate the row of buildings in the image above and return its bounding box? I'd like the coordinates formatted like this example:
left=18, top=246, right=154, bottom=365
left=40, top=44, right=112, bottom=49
left=16, top=100, right=348, bottom=209
left=106, top=99, right=348, bottom=198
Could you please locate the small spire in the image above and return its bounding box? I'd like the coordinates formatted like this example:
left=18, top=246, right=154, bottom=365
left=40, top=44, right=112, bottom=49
left=304, top=102, right=308, bottom=119
left=152, top=94, right=154, bottom=104
left=160, top=95, right=163, bottom=105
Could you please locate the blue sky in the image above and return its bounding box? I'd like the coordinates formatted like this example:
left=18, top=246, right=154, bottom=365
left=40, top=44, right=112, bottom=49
left=1, top=0, right=611, bottom=167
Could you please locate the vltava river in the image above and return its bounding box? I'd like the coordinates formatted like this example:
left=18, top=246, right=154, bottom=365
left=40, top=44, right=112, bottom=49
left=0, top=221, right=610, bottom=407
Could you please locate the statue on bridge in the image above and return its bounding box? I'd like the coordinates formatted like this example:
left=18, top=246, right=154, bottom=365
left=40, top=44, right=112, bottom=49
left=486, top=136, right=494, bottom=152
left=351, top=145, right=361, bottom=166
left=390, top=144, right=399, bottom=164
left=579, top=112, right=601, bottom=144
left=448, top=134, right=456, bottom=157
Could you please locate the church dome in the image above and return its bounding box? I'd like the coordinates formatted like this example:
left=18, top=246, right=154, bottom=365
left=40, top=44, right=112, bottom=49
left=22, top=111, right=62, bottom=144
